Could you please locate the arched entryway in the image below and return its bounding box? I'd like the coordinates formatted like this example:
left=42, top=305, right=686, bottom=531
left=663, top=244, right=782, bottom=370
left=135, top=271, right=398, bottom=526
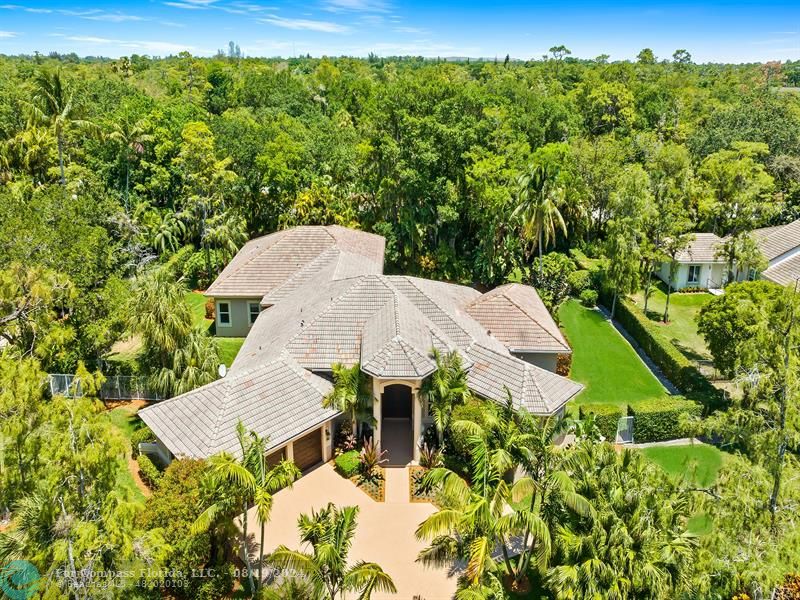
left=381, top=384, right=413, bottom=465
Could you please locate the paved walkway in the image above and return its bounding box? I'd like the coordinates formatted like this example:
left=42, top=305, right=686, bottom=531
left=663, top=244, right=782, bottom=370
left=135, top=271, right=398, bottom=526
left=629, top=437, right=703, bottom=449
left=245, top=462, right=458, bottom=599
left=596, top=305, right=681, bottom=395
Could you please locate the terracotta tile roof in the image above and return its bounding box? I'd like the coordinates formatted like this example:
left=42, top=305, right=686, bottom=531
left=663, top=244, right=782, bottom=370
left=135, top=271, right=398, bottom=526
left=206, top=225, right=385, bottom=298
left=674, top=233, right=725, bottom=263
left=466, top=283, right=571, bottom=353
left=762, top=253, right=800, bottom=287
left=753, top=219, right=800, bottom=261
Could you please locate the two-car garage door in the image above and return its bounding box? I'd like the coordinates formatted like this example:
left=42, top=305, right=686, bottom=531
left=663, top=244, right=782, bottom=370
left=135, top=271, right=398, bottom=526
left=292, top=428, right=323, bottom=472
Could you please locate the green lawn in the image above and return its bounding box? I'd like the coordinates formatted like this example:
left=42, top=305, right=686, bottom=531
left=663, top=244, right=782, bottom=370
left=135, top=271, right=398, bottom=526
left=641, top=443, right=724, bottom=488
left=559, top=300, right=668, bottom=410
left=107, top=291, right=243, bottom=368
left=103, top=404, right=147, bottom=504
left=641, top=443, right=725, bottom=536
left=631, top=284, right=713, bottom=361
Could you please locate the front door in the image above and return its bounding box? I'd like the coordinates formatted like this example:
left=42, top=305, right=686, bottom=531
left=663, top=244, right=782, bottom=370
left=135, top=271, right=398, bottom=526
left=381, top=384, right=413, bottom=465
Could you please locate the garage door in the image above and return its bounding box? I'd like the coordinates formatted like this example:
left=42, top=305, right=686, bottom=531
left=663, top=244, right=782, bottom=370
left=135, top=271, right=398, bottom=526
left=293, top=428, right=322, bottom=471
left=265, top=448, right=285, bottom=468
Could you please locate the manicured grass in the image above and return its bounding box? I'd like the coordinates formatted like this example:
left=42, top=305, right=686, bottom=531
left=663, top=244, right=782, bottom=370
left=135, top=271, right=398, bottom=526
left=631, top=284, right=713, bottom=361
left=558, top=300, right=668, bottom=409
left=218, top=337, right=245, bottom=367
left=641, top=443, right=724, bottom=488
left=185, top=291, right=213, bottom=330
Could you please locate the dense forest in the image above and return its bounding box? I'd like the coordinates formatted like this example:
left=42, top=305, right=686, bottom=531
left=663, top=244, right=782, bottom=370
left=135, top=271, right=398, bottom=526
left=1, top=49, right=800, bottom=599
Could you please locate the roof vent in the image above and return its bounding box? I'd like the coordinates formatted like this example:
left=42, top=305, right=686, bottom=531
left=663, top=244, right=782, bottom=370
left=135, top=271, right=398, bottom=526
left=300, top=319, right=305, bottom=327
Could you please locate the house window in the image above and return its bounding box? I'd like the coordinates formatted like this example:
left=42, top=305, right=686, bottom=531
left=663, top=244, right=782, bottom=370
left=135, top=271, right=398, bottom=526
left=217, top=302, right=231, bottom=327
left=687, top=265, right=701, bottom=285
left=748, top=268, right=758, bottom=281
left=248, top=302, right=261, bottom=326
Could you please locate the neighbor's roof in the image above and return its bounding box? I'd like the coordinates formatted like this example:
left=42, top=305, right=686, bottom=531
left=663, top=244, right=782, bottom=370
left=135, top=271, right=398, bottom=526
left=465, top=283, right=571, bottom=353
left=674, top=233, right=725, bottom=263
left=762, top=253, right=800, bottom=287
left=205, top=225, right=385, bottom=298
left=139, top=357, right=336, bottom=459
left=753, top=219, right=800, bottom=262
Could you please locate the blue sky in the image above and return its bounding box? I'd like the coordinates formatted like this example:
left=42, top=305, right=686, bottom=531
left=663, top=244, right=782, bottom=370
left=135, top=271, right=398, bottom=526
left=0, top=0, right=798, bottom=62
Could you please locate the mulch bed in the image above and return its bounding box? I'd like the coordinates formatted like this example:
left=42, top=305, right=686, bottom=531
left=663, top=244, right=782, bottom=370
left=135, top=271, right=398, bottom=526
left=409, top=465, right=438, bottom=504
left=351, top=466, right=385, bottom=502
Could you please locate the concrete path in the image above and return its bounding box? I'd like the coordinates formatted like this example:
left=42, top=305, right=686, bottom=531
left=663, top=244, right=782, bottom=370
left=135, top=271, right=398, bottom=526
left=246, top=462, right=458, bottom=599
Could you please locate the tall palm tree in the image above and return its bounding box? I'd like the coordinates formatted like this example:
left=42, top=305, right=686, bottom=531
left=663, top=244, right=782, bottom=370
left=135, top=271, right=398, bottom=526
left=205, top=209, right=248, bottom=265
left=322, top=363, right=371, bottom=437
left=107, top=118, right=152, bottom=213
left=152, top=210, right=187, bottom=255
left=26, top=68, right=96, bottom=190
left=270, top=503, right=396, bottom=600
left=421, top=349, right=471, bottom=447
left=513, top=164, right=567, bottom=280
left=193, top=422, right=300, bottom=596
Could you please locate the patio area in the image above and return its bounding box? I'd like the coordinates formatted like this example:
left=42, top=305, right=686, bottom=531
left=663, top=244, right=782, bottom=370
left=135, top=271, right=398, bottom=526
left=245, top=462, right=459, bottom=599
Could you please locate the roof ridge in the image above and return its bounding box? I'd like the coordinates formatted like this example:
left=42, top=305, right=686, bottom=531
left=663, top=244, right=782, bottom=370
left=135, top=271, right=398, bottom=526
left=391, top=276, right=473, bottom=345
left=261, top=246, right=339, bottom=304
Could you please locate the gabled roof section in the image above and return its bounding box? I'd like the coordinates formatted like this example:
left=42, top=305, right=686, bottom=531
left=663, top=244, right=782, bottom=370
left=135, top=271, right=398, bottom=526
left=762, top=253, right=800, bottom=286
left=465, top=344, right=583, bottom=414
left=139, top=357, right=336, bottom=459
left=466, top=283, right=571, bottom=354
left=674, top=233, right=725, bottom=263
left=754, top=219, right=800, bottom=262
left=206, top=225, right=385, bottom=298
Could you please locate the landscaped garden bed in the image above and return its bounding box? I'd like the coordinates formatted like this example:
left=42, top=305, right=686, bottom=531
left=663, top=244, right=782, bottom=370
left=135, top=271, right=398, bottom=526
left=409, top=465, right=438, bottom=503
left=332, top=440, right=386, bottom=502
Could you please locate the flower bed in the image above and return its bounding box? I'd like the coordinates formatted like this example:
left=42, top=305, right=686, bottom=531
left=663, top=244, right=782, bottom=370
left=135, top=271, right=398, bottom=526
left=352, top=467, right=385, bottom=502
left=409, top=465, right=438, bottom=504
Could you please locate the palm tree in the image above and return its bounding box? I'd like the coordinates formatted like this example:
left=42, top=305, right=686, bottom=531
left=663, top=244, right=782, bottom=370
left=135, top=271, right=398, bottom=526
left=322, top=363, right=371, bottom=437
left=421, top=349, right=471, bottom=447
left=547, top=442, right=698, bottom=599
left=26, top=68, right=96, bottom=190
left=152, top=210, right=187, bottom=255
left=513, top=164, right=567, bottom=280
left=205, top=209, right=248, bottom=265
left=193, top=422, right=301, bottom=596
left=107, top=117, right=152, bottom=213
left=270, top=503, right=396, bottom=599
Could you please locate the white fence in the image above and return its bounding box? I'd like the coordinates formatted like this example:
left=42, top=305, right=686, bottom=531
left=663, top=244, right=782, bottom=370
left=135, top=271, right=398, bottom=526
left=48, top=374, right=161, bottom=402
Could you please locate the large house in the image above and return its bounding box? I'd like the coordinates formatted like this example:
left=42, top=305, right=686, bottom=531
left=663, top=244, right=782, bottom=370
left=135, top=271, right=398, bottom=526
left=140, top=225, right=582, bottom=471
left=657, top=218, right=800, bottom=290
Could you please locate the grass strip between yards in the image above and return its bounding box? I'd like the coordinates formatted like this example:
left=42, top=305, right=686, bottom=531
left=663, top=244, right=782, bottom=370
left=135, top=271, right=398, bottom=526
left=558, top=299, right=668, bottom=410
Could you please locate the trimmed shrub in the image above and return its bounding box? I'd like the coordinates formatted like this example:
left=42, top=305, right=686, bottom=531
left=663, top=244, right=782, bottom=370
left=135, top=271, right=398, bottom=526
left=579, top=404, right=625, bottom=442
left=334, top=450, right=360, bottom=477
left=598, top=292, right=723, bottom=411
left=137, top=454, right=162, bottom=488
left=130, top=426, right=155, bottom=457
left=568, top=269, right=593, bottom=295
left=579, top=289, right=598, bottom=307
left=448, top=398, right=493, bottom=458
left=628, top=397, right=703, bottom=443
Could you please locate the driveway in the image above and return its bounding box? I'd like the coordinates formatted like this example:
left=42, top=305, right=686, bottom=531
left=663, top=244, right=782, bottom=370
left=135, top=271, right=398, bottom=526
left=245, top=463, right=459, bottom=599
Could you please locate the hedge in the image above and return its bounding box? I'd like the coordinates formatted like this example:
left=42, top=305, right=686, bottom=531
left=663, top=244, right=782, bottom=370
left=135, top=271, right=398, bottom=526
left=130, top=426, right=156, bottom=457
left=334, top=450, right=360, bottom=478
left=137, top=454, right=162, bottom=488
left=628, top=397, right=703, bottom=443
left=579, top=404, right=625, bottom=442
left=600, top=292, right=723, bottom=411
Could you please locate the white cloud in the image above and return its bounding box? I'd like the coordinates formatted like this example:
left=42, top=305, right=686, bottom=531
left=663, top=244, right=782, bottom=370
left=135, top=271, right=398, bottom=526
left=322, top=0, right=389, bottom=13
left=259, top=15, right=350, bottom=33
left=65, top=35, right=198, bottom=55
left=394, top=26, right=428, bottom=34
left=0, top=30, right=17, bottom=37
left=163, top=1, right=208, bottom=9
left=83, top=12, right=146, bottom=22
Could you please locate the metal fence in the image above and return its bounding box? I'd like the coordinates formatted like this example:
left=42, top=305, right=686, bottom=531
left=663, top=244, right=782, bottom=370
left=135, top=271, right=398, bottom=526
left=48, top=374, right=161, bottom=402
left=616, top=416, right=634, bottom=444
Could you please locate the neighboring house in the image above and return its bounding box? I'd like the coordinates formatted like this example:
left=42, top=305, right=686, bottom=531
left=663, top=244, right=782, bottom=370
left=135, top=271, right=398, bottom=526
left=657, top=218, right=800, bottom=290
left=140, top=225, right=582, bottom=471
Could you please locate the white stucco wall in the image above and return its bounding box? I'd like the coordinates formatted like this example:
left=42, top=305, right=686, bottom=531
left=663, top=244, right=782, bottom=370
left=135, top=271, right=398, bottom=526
left=656, top=262, right=726, bottom=290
